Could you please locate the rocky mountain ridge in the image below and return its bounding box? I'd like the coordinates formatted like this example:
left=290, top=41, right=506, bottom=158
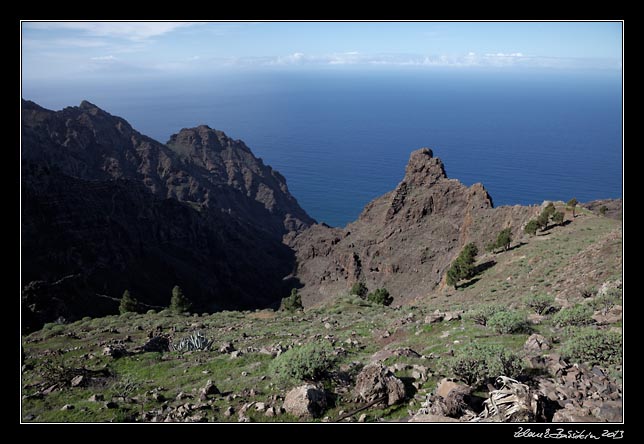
left=289, top=148, right=538, bottom=306
left=21, top=100, right=313, bottom=331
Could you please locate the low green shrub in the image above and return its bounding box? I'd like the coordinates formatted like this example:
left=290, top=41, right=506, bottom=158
left=444, top=343, right=523, bottom=388
left=367, top=288, right=393, bottom=306
left=552, top=304, right=593, bottom=327
left=590, top=289, right=621, bottom=315
left=523, top=294, right=555, bottom=315
left=561, top=328, right=622, bottom=367
left=487, top=310, right=529, bottom=334
left=466, top=304, right=508, bottom=326
left=350, top=282, right=368, bottom=299
left=269, top=342, right=336, bottom=382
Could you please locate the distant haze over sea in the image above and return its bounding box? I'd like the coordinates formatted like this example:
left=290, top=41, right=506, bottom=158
left=24, top=69, right=622, bottom=227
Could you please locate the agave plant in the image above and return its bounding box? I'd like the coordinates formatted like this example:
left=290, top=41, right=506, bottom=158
left=171, top=331, right=212, bottom=352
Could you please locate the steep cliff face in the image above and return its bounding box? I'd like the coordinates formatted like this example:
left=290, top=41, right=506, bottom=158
left=22, top=100, right=313, bottom=237
left=167, top=125, right=314, bottom=234
left=21, top=100, right=311, bottom=331
left=289, top=148, right=537, bottom=306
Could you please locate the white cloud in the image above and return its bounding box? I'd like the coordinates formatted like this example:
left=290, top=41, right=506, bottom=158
left=242, top=51, right=618, bottom=71
left=485, top=52, right=524, bottom=57
left=25, top=22, right=196, bottom=41
left=90, top=55, right=116, bottom=61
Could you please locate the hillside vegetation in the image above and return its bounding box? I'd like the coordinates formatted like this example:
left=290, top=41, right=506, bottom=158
left=22, top=207, right=622, bottom=422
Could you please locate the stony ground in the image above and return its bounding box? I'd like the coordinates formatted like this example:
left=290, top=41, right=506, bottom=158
left=21, top=207, right=622, bottom=422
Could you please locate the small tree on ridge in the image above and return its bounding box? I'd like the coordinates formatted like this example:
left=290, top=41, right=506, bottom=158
left=119, top=289, right=138, bottom=314
left=446, top=242, right=479, bottom=289
left=567, top=198, right=578, bottom=218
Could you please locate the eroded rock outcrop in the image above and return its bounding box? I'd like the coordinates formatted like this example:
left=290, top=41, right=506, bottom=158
left=290, top=148, right=537, bottom=306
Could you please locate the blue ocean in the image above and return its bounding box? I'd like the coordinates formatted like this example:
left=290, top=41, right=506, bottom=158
left=24, top=69, right=622, bottom=227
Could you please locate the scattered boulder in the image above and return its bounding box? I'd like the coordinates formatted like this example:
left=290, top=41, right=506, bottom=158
left=199, top=380, right=220, bottom=400
left=219, top=342, right=236, bottom=354
left=88, top=394, right=104, bottom=402
left=424, top=312, right=444, bottom=324
left=60, top=404, right=74, bottom=411
left=444, top=311, right=463, bottom=322
left=592, top=305, right=622, bottom=325
left=393, top=347, right=422, bottom=358
left=141, top=336, right=170, bottom=353
left=436, top=378, right=471, bottom=400
left=283, top=384, right=328, bottom=418
left=435, top=378, right=473, bottom=417
left=411, top=365, right=429, bottom=382
left=552, top=406, right=600, bottom=422
left=593, top=400, right=622, bottom=422
left=70, top=375, right=85, bottom=387
left=354, top=363, right=406, bottom=406
left=524, top=334, right=551, bottom=352
left=102, top=345, right=128, bottom=358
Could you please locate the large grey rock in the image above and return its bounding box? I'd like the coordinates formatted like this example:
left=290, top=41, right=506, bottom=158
left=436, top=378, right=472, bottom=399
left=141, top=336, right=170, bottom=353
left=524, top=333, right=551, bottom=352
left=593, top=400, right=622, bottom=422
left=283, top=384, right=327, bottom=418
left=354, top=363, right=406, bottom=406
left=444, top=311, right=463, bottom=322
left=219, top=342, right=236, bottom=354
left=102, top=345, right=128, bottom=358
left=425, top=312, right=444, bottom=324
left=435, top=378, right=472, bottom=417
left=553, top=407, right=601, bottom=422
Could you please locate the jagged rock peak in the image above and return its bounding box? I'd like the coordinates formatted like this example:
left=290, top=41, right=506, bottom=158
left=79, top=100, right=100, bottom=110
left=167, top=125, right=250, bottom=155
left=403, top=148, right=447, bottom=187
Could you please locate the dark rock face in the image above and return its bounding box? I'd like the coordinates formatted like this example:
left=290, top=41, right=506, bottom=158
left=21, top=100, right=312, bottom=332
left=167, top=126, right=313, bottom=234
left=289, top=148, right=537, bottom=306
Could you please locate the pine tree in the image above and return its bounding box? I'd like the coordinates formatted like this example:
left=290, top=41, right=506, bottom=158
left=170, top=285, right=192, bottom=313
left=552, top=211, right=564, bottom=226
left=281, top=288, right=303, bottom=312
left=524, top=220, right=539, bottom=236
left=119, top=290, right=138, bottom=314
left=445, top=242, right=479, bottom=288
left=488, top=228, right=512, bottom=252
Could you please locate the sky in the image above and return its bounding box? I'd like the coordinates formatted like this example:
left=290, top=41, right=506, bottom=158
left=22, top=21, right=622, bottom=81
